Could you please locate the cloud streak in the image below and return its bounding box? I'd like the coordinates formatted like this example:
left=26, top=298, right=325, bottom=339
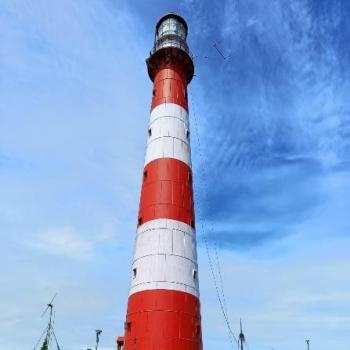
left=187, top=0, right=350, bottom=252
left=30, top=227, right=94, bottom=259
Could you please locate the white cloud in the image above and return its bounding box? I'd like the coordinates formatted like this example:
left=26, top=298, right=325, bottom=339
left=31, top=227, right=93, bottom=259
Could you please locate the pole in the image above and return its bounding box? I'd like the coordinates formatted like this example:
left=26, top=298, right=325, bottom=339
left=95, top=330, right=102, bottom=350
left=45, top=304, right=53, bottom=347
left=239, top=319, right=245, bottom=350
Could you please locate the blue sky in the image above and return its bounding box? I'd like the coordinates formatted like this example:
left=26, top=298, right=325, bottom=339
left=1, top=0, right=350, bottom=349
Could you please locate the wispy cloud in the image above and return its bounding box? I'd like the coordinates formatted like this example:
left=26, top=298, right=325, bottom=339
left=0, top=0, right=147, bottom=348
left=30, top=227, right=94, bottom=259
left=186, top=1, right=350, bottom=347
left=187, top=0, right=350, bottom=253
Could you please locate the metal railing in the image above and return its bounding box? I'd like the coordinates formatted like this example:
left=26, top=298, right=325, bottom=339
left=152, top=34, right=191, bottom=57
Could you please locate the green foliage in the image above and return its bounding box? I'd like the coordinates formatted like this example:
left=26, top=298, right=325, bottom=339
left=40, top=338, right=49, bottom=350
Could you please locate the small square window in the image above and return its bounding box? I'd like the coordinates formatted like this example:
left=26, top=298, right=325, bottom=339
left=190, top=219, right=195, bottom=228
left=188, top=172, right=192, bottom=184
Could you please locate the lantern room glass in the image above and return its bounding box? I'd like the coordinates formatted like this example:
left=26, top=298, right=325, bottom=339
left=157, top=17, right=187, bottom=40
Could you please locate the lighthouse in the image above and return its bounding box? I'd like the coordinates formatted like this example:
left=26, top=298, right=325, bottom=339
left=119, top=13, right=202, bottom=350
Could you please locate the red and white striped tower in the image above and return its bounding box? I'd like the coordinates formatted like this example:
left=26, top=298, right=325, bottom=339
left=120, top=13, right=202, bottom=350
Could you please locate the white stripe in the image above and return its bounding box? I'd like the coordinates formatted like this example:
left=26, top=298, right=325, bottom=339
left=150, top=103, right=188, bottom=125
left=145, top=103, right=191, bottom=166
left=129, top=219, right=200, bottom=297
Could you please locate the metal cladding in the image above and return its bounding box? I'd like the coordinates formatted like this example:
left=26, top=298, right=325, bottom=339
left=138, top=159, right=195, bottom=228
left=121, top=13, right=202, bottom=350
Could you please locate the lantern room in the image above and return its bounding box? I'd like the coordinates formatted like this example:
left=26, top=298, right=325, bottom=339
left=153, top=13, right=189, bottom=54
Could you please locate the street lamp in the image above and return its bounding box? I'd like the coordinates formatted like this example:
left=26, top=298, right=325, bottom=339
left=95, top=330, right=102, bottom=350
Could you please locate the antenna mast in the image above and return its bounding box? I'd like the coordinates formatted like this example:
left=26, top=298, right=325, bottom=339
left=306, top=339, right=310, bottom=350
left=239, top=318, right=246, bottom=350
left=33, top=294, right=60, bottom=350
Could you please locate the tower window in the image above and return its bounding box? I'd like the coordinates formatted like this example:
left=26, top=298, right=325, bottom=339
left=190, top=219, right=195, bottom=229
left=143, top=170, right=148, bottom=179
left=133, top=268, right=137, bottom=278
left=138, top=217, right=143, bottom=226
left=188, top=172, right=192, bottom=184
left=148, top=128, right=152, bottom=137
left=192, top=269, right=197, bottom=280
left=186, top=129, right=190, bottom=139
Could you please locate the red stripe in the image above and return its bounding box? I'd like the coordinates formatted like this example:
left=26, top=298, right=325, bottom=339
left=138, top=158, right=194, bottom=228
left=151, top=67, right=188, bottom=112
left=125, top=289, right=202, bottom=350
